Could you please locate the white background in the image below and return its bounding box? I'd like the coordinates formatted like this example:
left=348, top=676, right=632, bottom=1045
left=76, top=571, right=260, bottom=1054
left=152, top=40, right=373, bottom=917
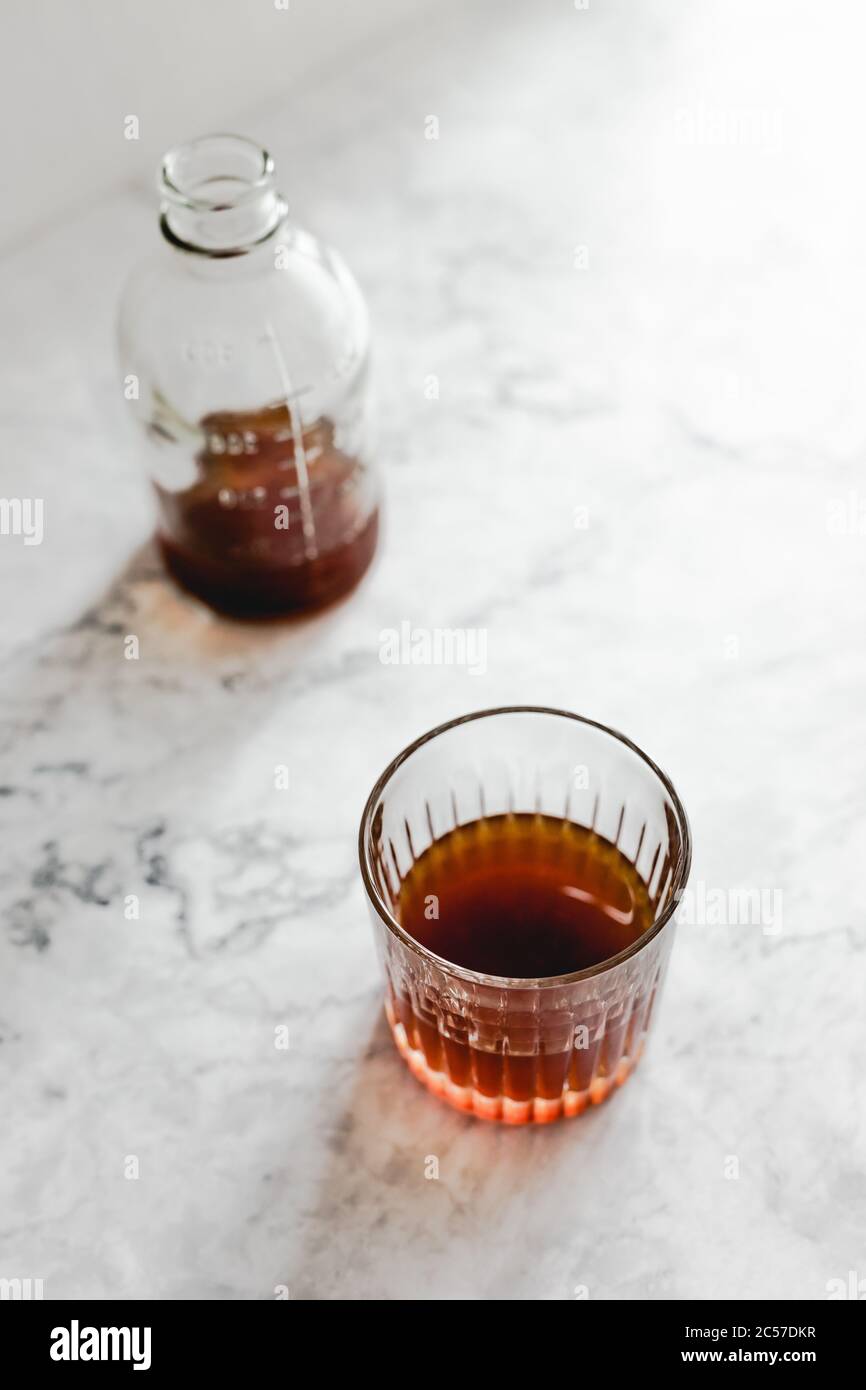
left=0, top=0, right=436, bottom=251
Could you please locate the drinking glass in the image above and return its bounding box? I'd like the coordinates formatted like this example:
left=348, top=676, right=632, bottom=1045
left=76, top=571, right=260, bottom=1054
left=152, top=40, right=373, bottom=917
left=359, top=707, right=691, bottom=1124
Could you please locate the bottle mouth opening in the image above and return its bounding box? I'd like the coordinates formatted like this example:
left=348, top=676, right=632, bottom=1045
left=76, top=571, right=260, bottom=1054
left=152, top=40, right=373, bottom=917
left=159, top=134, right=285, bottom=256
left=160, top=134, right=274, bottom=211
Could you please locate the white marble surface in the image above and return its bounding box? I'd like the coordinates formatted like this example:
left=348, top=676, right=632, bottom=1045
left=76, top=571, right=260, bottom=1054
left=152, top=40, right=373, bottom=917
left=2, top=0, right=865, bottom=1300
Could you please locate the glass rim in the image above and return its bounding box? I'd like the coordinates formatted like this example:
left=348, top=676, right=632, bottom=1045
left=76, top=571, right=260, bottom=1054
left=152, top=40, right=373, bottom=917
left=358, top=705, right=692, bottom=990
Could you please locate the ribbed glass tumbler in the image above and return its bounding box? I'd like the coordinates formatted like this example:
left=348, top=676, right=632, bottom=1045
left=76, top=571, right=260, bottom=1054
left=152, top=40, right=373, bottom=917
left=359, top=707, right=691, bottom=1124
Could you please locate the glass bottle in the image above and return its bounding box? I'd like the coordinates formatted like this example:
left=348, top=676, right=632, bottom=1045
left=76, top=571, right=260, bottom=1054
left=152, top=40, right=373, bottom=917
left=118, top=134, right=379, bottom=617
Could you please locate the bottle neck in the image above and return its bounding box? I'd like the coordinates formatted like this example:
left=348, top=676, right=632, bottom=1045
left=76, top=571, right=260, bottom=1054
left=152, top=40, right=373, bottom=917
left=159, top=135, right=286, bottom=257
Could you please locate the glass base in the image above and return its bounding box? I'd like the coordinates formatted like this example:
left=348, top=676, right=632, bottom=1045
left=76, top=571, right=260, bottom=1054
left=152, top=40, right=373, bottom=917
left=385, top=1000, right=643, bottom=1125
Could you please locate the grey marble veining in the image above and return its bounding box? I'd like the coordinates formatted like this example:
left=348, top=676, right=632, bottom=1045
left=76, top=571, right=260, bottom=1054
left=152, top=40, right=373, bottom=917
left=1, top=0, right=865, bottom=1300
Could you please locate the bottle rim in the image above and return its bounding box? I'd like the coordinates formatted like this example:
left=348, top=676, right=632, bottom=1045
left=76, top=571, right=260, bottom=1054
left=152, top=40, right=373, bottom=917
left=159, top=134, right=286, bottom=256
left=160, top=133, right=275, bottom=211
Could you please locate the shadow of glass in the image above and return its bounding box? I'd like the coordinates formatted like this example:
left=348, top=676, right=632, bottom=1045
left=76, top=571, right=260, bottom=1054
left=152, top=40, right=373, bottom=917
left=285, top=1001, right=623, bottom=1300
